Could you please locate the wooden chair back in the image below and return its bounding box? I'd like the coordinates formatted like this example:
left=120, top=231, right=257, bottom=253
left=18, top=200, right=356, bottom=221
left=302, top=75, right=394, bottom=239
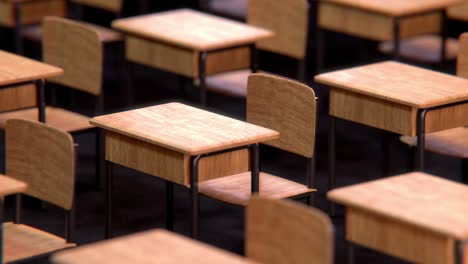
left=247, top=0, right=309, bottom=59
left=246, top=197, right=334, bottom=264
left=43, top=16, right=103, bottom=96
left=457, top=33, right=468, bottom=79
left=71, top=0, right=123, bottom=14
left=6, top=119, right=75, bottom=210
left=247, top=73, right=316, bottom=158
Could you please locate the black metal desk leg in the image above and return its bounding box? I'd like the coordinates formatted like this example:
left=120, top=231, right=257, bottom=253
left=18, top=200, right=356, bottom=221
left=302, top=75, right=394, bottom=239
left=190, top=155, right=202, bottom=239
left=14, top=2, right=23, bottom=55
left=416, top=109, right=428, bottom=171
left=165, top=181, right=174, bottom=231
left=328, top=116, right=336, bottom=216
left=455, top=240, right=466, bottom=264
left=440, top=9, right=448, bottom=64
left=250, top=44, right=258, bottom=73
left=393, top=17, right=401, bottom=61
left=35, top=79, right=46, bottom=123
left=105, top=161, right=113, bottom=239
left=250, top=144, right=260, bottom=193
left=0, top=198, right=3, bottom=264
left=198, top=52, right=208, bottom=106
left=347, top=241, right=355, bottom=264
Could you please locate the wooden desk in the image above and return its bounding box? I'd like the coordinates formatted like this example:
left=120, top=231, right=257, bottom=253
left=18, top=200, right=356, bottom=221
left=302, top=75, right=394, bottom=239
left=0, top=175, right=27, bottom=264
left=90, top=102, right=279, bottom=239
left=0, top=0, right=66, bottom=53
left=315, top=61, right=468, bottom=210
left=0, top=50, right=63, bottom=122
left=328, top=172, right=468, bottom=264
left=318, top=0, right=462, bottom=63
left=52, top=229, right=258, bottom=264
left=112, top=9, right=273, bottom=105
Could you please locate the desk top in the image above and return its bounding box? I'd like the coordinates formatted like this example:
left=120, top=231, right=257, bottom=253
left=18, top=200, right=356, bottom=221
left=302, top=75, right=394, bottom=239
left=328, top=172, right=468, bottom=239
left=315, top=61, right=468, bottom=108
left=0, top=174, right=26, bottom=197
left=112, top=9, right=273, bottom=51
left=0, top=50, right=63, bottom=86
left=52, top=229, right=259, bottom=264
left=321, top=0, right=462, bottom=16
left=90, top=102, right=279, bottom=155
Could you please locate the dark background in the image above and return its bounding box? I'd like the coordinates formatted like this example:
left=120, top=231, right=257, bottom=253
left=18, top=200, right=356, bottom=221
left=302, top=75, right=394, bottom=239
left=0, top=1, right=466, bottom=263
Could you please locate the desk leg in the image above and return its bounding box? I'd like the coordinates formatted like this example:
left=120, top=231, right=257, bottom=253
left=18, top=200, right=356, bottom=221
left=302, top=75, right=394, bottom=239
left=347, top=241, right=355, bottom=264
left=250, top=44, right=258, bottom=73
left=249, top=144, right=260, bottom=193
left=416, top=109, right=428, bottom=171
left=190, top=156, right=202, bottom=239
left=165, top=181, right=174, bottom=231
left=440, top=9, right=448, bottom=65
left=14, top=2, right=23, bottom=55
left=35, top=79, right=46, bottom=123
left=393, top=17, right=401, bottom=61
left=105, top=161, right=114, bottom=239
left=316, top=28, right=324, bottom=74
left=198, top=52, right=208, bottom=106
left=328, top=116, right=336, bottom=216
left=455, top=240, right=466, bottom=264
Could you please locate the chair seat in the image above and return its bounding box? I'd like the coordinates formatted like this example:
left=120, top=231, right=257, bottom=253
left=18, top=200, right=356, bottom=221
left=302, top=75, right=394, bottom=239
left=22, top=23, right=123, bottom=43
left=199, top=172, right=315, bottom=206
left=378, top=35, right=459, bottom=64
left=400, top=127, right=468, bottom=158
left=206, top=69, right=250, bottom=97
left=205, top=0, right=248, bottom=20
left=0, top=107, right=94, bottom=133
left=4, top=222, right=75, bottom=263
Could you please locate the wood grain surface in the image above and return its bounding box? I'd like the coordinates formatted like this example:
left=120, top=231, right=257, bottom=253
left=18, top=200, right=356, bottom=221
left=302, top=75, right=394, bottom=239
left=0, top=0, right=66, bottom=27
left=321, top=0, right=462, bottom=16
left=315, top=61, right=468, bottom=108
left=0, top=50, right=63, bottom=86
left=6, top=119, right=75, bottom=210
left=52, top=229, right=259, bottom=264
left=112, top=9, right=273, bottom=51
left=91, top=102, right=279, bottom=155
left=328, top=172, right=468, bottom=239
left=4, top=222, right=75, bottom=263
left=246, top=197, right=334, bottom=264
left=71, top=0, right=122, bottom=13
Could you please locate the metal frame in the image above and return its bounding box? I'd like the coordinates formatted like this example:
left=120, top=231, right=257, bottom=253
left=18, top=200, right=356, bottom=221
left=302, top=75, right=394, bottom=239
left=197, top=43, right=258, bottom=106
left=327, top=94, right=468, bottom=216
left=104, top=143, right=260, bottom=239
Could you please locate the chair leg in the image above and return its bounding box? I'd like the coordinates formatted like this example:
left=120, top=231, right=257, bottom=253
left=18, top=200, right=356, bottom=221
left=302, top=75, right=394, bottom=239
left=461, top=159, right=468, bottom=183
left=96, top=129, right=105, bottom=189
left=407, top=146, right=416, bottom=172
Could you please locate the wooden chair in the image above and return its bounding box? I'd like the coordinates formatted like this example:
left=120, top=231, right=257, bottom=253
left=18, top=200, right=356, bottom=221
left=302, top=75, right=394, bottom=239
left=246, top=197, right=334, bottom=264
left=0, top=17, right=106, bottom=184
left=199, top=0, right=248, bottom=21
left=400, top=32, right=468, bottom=181
left=205, top=0, right=309, bottom=98
left=4, top=119, right=76, bottom=263
left=378, top=1, right=468, bottom=64
left=199, top=73, right=317, bottom=207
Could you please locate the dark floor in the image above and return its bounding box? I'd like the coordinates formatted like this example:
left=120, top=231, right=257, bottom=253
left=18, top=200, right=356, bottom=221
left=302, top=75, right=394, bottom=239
left=1, top=2, right=467, bottom=264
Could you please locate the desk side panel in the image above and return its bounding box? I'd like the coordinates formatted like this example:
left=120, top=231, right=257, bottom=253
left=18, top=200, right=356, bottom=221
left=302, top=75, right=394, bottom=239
left=105, top=132, right=188, bottom=185
left=0, top=0, right=66, bottom=27
left=330, top=89, right=416, bottom=136
left=126, top=36, right=197, bottom=78
left=205, top=47, right=251, bottom=76
left=0, top=84, right=37, bottom=112
left=318, top=3, right=440, bottom=41
left=198, top=149, right=250, bottom=183
left=347, top=208, right=453, bottom=264
left=425, top=103, right=468, bottom=133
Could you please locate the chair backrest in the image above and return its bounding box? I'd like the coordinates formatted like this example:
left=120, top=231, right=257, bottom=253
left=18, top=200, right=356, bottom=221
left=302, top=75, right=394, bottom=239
left=6, top=119, right=75, bottom=210
left=457, top=33, right=468, bottom=79
left=247, top=0, right=309, bottom=60
left=43, top=16, right=103, bottom=96
left=246, top=197, right=334, bottom=264
left=71, top=0, right=123, bottom=14
left=247, top=73, right=316, bottom=158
